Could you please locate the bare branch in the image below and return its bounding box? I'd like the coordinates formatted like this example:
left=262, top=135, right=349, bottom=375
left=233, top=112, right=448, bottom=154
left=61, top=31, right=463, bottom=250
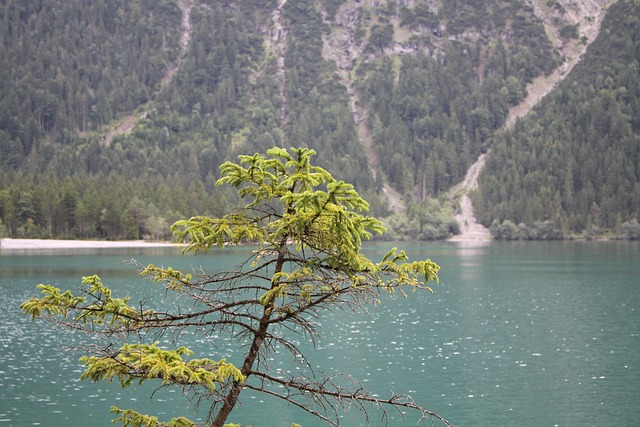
left=247, top=370, right=454, bottom=426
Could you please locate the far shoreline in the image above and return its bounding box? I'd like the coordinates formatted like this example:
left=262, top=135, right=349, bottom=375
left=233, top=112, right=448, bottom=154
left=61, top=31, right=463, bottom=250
left=0, top=238, right=181, bottom=250
left=1, top=236, right=631, bottom=251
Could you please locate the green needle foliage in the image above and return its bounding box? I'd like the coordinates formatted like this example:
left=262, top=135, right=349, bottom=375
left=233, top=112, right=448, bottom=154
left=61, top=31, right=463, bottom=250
left=21, top=147, right=450, bottom=427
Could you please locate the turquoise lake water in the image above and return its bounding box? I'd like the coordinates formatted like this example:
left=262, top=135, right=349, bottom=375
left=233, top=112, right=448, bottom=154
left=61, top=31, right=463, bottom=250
left=1, top=241, right=639, bottom=426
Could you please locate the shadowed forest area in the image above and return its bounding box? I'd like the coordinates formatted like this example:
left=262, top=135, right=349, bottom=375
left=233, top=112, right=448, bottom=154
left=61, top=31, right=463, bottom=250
left=0, top=0, right=638, bottom=241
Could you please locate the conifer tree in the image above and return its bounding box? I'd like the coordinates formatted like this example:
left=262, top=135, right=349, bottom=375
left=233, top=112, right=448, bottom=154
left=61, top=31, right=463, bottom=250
left=22, top=147, right=450, bottom=427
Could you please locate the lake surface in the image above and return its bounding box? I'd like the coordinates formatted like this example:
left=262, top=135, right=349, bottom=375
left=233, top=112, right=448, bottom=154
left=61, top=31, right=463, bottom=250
left=1, top=241, right=639, bottom=426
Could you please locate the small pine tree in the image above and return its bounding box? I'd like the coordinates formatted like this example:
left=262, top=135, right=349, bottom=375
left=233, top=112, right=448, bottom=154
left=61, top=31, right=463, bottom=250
left=22, top=147, right=450, bottom=427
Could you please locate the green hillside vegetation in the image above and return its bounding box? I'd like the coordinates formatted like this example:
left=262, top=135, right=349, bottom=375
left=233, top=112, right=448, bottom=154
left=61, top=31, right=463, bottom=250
left=474, top=0, right=640, bottom=240
left=0, top=0, right=637, bottom=241
left=0, top=0, right=375, bottom=240
left=0, top=0, right=183, bottom=149
left=357, top=0, right=557, bottom=197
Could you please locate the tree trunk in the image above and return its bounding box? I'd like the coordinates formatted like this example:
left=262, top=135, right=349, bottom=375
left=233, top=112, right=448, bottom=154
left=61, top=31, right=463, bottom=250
left=210, top=238, right=288, bottom=426
left=210, top=316, right=269, bottom=427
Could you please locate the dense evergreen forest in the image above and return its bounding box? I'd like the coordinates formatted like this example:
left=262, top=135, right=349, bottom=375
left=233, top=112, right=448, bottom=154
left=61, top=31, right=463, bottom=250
left=0, top=0, right=638, bottom=241
left=359, top=0, right=558, bottom=196
left=474, top=0, right=640, bottom=239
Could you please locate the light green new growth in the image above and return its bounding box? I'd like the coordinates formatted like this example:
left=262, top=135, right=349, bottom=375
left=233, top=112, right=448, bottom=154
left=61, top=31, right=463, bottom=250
left=172, top=148, right=386, bottom=264
left=140, top=264, right=192, bottom=290
left=110, top=407, right=197, bottom=427
left=21, top=274, right=156, bottom=328
left=80, top=342, right=244, bottom=390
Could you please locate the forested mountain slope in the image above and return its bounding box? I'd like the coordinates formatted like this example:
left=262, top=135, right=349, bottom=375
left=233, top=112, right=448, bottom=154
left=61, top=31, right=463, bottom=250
left=474, top=0, right=640, bottom=239
left=0, top=0, right=636, bottom=240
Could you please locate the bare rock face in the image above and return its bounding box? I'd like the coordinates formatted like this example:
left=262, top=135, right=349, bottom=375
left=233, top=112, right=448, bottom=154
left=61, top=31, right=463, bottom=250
left=450, top=154, right=492, bottom=241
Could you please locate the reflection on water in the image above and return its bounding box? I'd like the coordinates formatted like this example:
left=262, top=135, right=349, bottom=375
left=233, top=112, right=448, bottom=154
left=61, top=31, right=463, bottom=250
left=1, top=242, right=639, bottom=426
